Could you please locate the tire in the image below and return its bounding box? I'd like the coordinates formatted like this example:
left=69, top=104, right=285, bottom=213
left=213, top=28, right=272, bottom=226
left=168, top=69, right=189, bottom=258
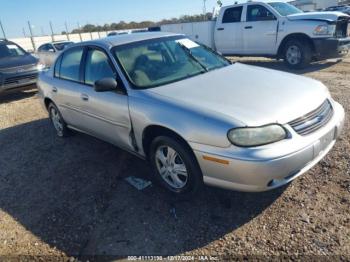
left=149, top=136, right=203, bottom=196
left=48, top=103, right=70, bottom=137
left=283, top=39, right=312, bottom=69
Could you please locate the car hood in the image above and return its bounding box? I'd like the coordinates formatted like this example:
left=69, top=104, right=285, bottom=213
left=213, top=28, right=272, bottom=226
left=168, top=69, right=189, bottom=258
left=147, top=63, right=330, bottom=126
left=287, top=11, right=349, bottom=22
left=0, top=54, right=38, bottom=71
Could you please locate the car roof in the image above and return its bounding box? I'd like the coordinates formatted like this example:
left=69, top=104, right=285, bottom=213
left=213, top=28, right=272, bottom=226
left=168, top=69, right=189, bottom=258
left=73, top=32, right=182, bottom=49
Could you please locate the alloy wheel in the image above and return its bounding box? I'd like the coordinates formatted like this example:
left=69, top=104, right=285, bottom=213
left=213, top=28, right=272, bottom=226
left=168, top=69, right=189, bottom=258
left=155, top=145, right=189, bottom=189
left=286, top=45, right=302, bottom=65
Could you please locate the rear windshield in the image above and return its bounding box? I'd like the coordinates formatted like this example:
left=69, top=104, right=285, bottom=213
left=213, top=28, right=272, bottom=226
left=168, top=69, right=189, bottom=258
left=0, top=43, right=27, bottom=59
left=54, top=42, right=74, bottom=51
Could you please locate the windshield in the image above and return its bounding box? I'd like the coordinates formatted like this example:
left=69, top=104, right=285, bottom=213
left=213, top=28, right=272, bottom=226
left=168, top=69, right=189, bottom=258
left=54, top=42, right=74, bottom=51
left=0, top=43, right=27, bottom=59
left=269, top=2, right=303, bottom=16
left=113, top=36, right=230, bottom=89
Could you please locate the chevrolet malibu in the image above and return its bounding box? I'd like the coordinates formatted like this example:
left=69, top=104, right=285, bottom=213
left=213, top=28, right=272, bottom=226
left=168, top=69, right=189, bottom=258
left=37, top=32, right=345, bottom=195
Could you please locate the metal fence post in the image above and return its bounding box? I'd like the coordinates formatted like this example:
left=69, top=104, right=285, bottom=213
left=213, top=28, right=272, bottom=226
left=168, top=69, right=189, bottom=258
left=77, top=22, right=82, bottom=42
left=65, top=22, right=70, bottom=41
left=27, top=21, right=36, bottom=51
left=49, top=21, right=55, bottom=42
left=0, top=20, right=6, bottom=39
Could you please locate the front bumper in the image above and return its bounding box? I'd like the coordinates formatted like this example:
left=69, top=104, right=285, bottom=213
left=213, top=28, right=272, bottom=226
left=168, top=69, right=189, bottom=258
left=191, top=101, right=345, bottom=192
left=0, top=70, right=39, bottom=93
left=313, top=37, right=350, bottom=59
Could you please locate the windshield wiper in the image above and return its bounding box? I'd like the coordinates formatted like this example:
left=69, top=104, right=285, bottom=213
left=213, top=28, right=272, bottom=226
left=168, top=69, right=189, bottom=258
left=177, top=43, right=209, bottom=72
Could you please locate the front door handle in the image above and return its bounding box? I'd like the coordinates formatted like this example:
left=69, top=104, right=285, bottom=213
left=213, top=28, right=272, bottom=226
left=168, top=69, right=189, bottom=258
left=52, top=87, right=58, bottom=93
left=81, top=94, right=89, bottom=101
left=245, top=26, right=253, bottom=29
left=217, top=28, right=224, bottom=31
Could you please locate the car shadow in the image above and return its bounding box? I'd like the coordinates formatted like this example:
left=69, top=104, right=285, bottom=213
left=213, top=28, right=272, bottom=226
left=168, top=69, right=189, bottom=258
left=232, top=58, right=342, bottom=74
left=0, top=119, right=287, bottom=258
left=0, top=86, right=37, bottom=103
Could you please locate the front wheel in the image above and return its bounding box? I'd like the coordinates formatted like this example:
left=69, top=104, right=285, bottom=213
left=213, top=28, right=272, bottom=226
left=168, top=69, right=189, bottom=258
left=283, top=39, right=312, bottom=69
left=149, top=136, right=203, bottom=195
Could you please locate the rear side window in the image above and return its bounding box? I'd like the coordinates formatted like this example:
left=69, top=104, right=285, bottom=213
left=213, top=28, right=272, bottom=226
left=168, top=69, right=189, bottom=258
left=59, top=48, right=83, bottom=82
left=222, top=7, right=243, bottom=23
left=84, top=49, right=115, bottom=85
left=247, top=5, right=276, bottom=22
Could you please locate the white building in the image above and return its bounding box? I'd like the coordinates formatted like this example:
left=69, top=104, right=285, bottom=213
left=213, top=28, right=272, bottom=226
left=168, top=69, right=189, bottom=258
left=289, top=0, right=340, bottom=11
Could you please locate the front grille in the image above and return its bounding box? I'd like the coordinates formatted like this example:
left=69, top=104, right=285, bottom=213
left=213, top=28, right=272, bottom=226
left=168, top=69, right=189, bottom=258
left=335, top=17, right=349, bottom=38
left=4, top=73, right=38, bottom=85
left=289, top=100, right=334, bottom=136
left=0, top=64, right=37, bottom=74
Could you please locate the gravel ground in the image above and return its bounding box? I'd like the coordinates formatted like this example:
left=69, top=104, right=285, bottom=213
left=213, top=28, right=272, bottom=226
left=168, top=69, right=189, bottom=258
left=0, top=57, right=349, bottom=261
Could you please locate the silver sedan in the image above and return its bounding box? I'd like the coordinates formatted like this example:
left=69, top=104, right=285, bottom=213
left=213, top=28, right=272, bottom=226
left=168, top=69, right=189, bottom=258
left=37, top=32, right=345, bottom=195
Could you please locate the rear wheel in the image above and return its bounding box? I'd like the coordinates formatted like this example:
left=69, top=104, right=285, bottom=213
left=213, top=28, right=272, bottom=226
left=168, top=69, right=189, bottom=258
left=149, top=136, right=203, bottom=195
left=48, top=103, right=69, bottom=137
left=283, top=39, right=312, bottom=69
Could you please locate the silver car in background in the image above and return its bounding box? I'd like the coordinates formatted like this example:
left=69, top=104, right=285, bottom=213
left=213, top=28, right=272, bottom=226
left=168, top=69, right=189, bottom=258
left=37, top=32, right=345, bottom=195
left=37, top=41, right=74, bottom=67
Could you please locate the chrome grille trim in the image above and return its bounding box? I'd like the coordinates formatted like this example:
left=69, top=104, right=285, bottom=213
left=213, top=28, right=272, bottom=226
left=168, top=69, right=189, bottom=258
left=4, top=73, right=38, bottom=85
left=289, top=100, right=334, bottom=136
left=0, top=64, right=37, bottom=74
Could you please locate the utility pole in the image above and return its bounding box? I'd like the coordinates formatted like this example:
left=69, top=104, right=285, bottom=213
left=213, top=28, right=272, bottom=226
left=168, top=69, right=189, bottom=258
left=65, top=21, right=70, bottom=41
left=49, top=21, right=54, bottom=42
left=203, top=0, right=207, bottom=15
left=27, top=21, right=35, bottom=51
left=0, top=20, right=6, bottom=39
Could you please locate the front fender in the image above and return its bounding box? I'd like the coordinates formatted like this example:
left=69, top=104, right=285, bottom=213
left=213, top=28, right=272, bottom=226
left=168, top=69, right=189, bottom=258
left=128, top=91, right=242, bottom=155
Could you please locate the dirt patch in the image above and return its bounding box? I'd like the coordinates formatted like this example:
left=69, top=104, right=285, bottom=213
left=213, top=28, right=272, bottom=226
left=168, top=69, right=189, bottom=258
left=0, top=57, right=349, bottom=260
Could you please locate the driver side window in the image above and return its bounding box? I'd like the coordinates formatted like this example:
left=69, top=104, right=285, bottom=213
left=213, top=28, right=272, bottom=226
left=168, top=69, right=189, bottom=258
left=84, top=49, right=115, bottom=86
left=247, top=5, right=276, bottom=22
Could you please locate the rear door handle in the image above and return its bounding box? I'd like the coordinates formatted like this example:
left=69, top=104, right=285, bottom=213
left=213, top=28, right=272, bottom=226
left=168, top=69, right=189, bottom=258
left=217, top=28, right=224, bottom=31
left=245, top=26, right=253, bottom=29
left=52, top=87, right=58, bottom=93
left=81, top=94, right=89, bottom=101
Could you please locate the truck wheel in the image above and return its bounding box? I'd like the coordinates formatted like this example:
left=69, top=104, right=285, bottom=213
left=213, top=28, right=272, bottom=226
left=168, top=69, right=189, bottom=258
left=149, top=136, right=203, bottom=196
left=283, top=39, right=312, bottom=69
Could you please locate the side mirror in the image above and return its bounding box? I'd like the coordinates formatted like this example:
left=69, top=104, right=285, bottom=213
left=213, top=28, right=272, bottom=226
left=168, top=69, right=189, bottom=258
left=94, top=77, right=118, bottom=92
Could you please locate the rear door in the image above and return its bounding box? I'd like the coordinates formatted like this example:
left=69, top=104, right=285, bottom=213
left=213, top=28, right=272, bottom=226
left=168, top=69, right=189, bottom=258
left=243, top=4, right=278, bottom=54
left=214, top=5, right=244, bottom=55
left=51, top=46, right=89, bottom=130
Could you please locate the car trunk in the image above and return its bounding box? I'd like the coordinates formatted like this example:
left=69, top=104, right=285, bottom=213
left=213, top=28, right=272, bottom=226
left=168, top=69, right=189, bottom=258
left=335, top=16, right=350, bottom=38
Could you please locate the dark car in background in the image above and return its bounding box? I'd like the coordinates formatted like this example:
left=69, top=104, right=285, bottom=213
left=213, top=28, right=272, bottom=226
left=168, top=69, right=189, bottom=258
left=0, top=39, right=44, bottom=94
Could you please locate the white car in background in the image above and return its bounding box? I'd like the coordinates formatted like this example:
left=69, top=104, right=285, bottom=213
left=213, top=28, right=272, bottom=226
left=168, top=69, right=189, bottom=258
left=37, top=41, right=74, bottom=67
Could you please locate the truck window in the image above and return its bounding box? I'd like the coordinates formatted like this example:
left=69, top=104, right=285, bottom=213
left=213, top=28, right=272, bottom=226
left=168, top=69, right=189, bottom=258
left=247, top=5, right=276, bottom=22
left=222, top=6, right=243, bottom=23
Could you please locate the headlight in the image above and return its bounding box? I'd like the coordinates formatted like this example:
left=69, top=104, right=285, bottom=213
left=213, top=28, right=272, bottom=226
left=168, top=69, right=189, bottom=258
left=36, top=63, right=46, bottom=71
left=228, top=125, right=287, bottom=147
left=313, top=24, right=335, bottom=36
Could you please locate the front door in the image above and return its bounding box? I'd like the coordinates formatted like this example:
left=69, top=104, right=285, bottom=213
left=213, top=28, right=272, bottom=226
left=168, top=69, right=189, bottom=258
left=77, top=47, right=133, bottom=150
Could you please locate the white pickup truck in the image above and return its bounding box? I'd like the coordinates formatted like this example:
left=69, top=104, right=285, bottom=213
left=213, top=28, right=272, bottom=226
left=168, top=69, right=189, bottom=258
left=161, top=2, right=350, bottom=69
